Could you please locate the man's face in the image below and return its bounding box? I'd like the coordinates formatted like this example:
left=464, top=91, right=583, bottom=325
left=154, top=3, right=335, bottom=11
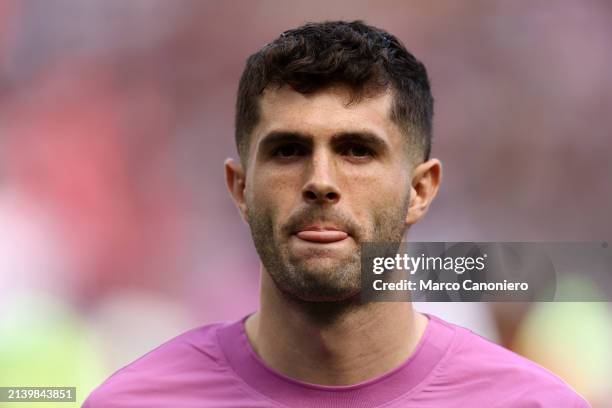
left=242, top=86, right=415, bottom=302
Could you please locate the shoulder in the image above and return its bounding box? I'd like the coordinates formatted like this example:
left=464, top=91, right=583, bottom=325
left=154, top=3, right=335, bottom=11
left=82, top=322, right=231, bottom=408
left=427, top=315, right=590, bottom=407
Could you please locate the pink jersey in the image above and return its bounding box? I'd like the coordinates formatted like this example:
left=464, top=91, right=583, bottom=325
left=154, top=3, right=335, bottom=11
left=83, top=314, right=589, bottom=407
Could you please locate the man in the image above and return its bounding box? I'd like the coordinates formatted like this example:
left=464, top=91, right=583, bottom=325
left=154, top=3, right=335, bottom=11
left=83, top=21, right=589, bottom=407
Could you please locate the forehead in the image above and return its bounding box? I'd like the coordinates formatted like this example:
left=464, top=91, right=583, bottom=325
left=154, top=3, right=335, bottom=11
left=252, top=85, right=402, bottom=147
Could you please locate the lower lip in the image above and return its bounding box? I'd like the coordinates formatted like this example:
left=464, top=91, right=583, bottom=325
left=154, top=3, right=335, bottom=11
left=295, top=230, right=349, bottom=243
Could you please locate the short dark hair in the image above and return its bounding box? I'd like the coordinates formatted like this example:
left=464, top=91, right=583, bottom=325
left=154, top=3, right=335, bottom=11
left=235, top=20, right=433, bottom=164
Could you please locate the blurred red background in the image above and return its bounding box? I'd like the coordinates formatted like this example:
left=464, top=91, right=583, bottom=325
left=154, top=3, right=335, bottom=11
left=0, top=1, right=611, bottom=406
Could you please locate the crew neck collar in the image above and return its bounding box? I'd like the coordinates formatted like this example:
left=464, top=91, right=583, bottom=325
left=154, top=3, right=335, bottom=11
left=216, top=313, right=456, bottom=407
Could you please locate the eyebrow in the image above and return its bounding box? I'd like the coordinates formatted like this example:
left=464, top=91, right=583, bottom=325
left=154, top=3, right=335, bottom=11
left=257, top=130, right=390, bottom=152
left=330, top=131, right=390, bottom=152
left=258, top=131, right=313, bottom=152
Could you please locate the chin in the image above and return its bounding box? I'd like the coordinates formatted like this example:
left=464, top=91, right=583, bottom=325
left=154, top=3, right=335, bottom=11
left=287, top=267, right=361, bottom=302
left=285, top=284, right=361, bottom=303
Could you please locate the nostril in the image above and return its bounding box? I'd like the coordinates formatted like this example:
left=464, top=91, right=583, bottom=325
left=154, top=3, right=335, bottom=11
left=304, top=190, right=318, bottom=201
left=302, top=187, right=340, bottom=203
left=325, top=192, right=339, bottom=202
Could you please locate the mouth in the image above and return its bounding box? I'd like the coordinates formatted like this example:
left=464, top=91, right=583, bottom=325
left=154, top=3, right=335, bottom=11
left=294, top=226, right=349, bottom=243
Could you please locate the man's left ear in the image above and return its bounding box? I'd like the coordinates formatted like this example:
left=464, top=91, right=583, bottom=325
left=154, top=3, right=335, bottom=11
left=405, top=159, right=442, bottom=226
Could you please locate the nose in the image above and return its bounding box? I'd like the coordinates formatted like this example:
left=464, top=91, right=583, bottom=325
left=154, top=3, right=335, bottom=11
left=302, top=150, right=341, bottom=205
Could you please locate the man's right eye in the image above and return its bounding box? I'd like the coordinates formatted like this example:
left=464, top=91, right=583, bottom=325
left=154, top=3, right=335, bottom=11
left=271, top=144, right=307, bottom=158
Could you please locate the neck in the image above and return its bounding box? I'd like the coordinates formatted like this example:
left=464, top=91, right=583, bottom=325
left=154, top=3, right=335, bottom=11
left=245, top=270, right=428, bottom=386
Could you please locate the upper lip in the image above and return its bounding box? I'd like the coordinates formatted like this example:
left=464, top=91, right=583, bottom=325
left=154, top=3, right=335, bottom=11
left=295, top=225, right=347, bottom=233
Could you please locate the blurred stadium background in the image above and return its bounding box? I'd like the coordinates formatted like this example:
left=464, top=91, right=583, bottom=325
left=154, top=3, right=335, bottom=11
left=0, top=1, right=611, bottom=406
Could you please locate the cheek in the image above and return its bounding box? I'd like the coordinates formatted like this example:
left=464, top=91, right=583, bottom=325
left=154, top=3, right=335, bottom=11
left=343, top=167, right=410, bottom=212
left=247, top=169, right=302, bottom=223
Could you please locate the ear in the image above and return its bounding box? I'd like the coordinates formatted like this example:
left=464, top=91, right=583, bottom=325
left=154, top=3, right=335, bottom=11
left=224, top=158, right=249, bottom=223
left=405, top=159, right=442, bottom=226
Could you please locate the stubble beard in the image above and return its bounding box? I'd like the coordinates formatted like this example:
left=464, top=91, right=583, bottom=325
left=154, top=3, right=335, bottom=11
left=247, top=195, right=410, bottom=314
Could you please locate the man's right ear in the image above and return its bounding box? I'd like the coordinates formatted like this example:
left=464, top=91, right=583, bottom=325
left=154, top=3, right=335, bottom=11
left=224, top=158, right=249, bottom=223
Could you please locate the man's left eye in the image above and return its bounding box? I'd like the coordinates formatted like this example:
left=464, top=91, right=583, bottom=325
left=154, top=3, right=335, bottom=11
left=341, top=145, right=374, bottom=158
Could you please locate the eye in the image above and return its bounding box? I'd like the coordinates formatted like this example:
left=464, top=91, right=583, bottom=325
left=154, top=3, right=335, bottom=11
left=271, top=143, right=307, bottom=158
left=341, top=144, right=375, bottom=158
